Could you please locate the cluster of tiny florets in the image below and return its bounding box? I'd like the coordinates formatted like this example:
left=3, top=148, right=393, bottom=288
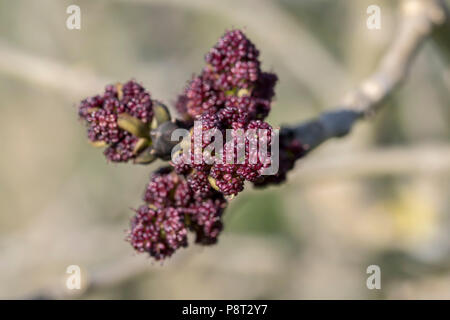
left=176, top=29, right=277, bottom=122
left=78, top=29, right=306, bottom=262
left=128, top=167, right=227, bottom=260
left=186, top=197, right=225, bottom=245
left=78, top=80, right=153, bottom=162
left=173, top=29, right=278, bottom=197
left=253, top=129, right=305, bottom=187
left=205, top=29, right=260, bottom=90
left=128, top=205, right=187, bottom=260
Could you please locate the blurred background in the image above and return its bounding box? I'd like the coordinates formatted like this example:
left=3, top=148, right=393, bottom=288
left=0, top=0, right=449, bottom=299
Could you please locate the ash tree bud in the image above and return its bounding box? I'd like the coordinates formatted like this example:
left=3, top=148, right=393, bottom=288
left=78, top=80, right=182, bottom=164
left=128, top=205, right=188, bottom=260
left=78, top=80, right=155, bottom=163
left=77, top=29, right=309, bottom=262
left=128, top=167, right=228, bottom=260
left=172, top=29, right=280, bottom=197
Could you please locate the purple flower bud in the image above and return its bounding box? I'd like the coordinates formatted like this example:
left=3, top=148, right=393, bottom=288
left=131, top=166, right=229, bottom=259
left=78, top=80, right=153, bottom=162
left=181, top=76, right=225, bottom=118
left=187, top=196, right=227, bottom=245
left=253, top=129, right=305, bottom=187
left=103, top=135, right=139, bottom=162
left=144, top=167, right=193, bottom=208
left=177, top=29, right=276, bottom=123
left=205, top=29, right=260, bottom=89
left=210, top=164, right=245, bottom=196
left=172, top=30, right=279, bottom=197
left=127, top=205, right=187, bottom=260
left=187, top=171, right=213, bottom=197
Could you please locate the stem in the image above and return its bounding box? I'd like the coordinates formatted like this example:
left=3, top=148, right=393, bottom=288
left=284, top=0, right=449, bottom=154
left=284, top=109, right=363, bottom=153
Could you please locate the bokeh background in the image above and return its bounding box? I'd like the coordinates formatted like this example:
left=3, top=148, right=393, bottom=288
left=0, top=0, right=449, bottom=299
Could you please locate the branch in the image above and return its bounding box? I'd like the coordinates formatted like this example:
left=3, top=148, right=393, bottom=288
left=282, top=109, right=363, bottom=152
left=290, top=0, right=449, bottom=153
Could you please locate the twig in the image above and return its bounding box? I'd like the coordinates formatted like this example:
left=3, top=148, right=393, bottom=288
left=291, top=0, right=449, bottom=152
left=282, top=109, right=363, bottom=152
left=431, top=0, right=450, bottom=60
left=344, top=0, right=447, bottom=115
left=0, top=40, right=109, bottom=97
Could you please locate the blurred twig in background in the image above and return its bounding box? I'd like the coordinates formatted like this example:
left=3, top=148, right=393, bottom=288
left=0, top=40, right=109, bottom=97
left=291, top=0, right=449, bottom=152
left=343, top=0, right=449, bottom=115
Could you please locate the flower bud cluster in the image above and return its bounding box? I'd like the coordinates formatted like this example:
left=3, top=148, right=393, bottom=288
left=78, top=30, right=307, bottom=261
left=253, top=129, right=305, bottom=186
left=79, top=80, right=153, bottom=162
left=174, top=30, right=279, bottom=197
left=128, top=167, right=227, bottom=260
